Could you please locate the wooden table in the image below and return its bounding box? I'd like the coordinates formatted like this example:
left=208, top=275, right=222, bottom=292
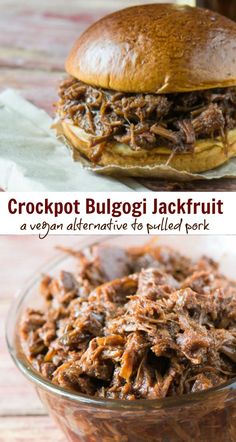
left=1, top=0, right=235, bottom=192
left=0, top=236, right=83, bottom=441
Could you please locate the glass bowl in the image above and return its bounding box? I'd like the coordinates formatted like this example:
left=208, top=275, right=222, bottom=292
left=6, top=236, right=236, bottom=442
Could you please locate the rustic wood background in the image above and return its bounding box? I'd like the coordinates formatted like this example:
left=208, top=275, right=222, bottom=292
left=1, top=0, right=235, bottom=191
left=0, top=236, right=80, bottom=441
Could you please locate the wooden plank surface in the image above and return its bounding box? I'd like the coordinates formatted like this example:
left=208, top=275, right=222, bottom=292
left=1, top=0, right=235, bottom=191
left=0, top=0, right=161, bottom=114
left=139, top=178, right=236, bottom=191
left=0, top=416, right=64, bottom=442
left=0, top=236, right=81, bottom=440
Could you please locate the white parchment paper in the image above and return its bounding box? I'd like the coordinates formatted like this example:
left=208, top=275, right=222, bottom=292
left=0, top=89, right=147, bottom=191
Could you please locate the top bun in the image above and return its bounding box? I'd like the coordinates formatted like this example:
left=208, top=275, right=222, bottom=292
left=66, top=4, right=236, bottom=94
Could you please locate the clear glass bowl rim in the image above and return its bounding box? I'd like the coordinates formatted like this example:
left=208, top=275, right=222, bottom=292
left=5, top=235, right=236, bottom=412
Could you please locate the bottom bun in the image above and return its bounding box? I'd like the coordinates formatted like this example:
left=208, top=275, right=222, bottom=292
left=60, top=120, right=236, bottom=174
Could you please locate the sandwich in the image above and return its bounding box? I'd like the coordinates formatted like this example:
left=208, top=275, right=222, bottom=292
left=56, top=4, right=236, bottom=174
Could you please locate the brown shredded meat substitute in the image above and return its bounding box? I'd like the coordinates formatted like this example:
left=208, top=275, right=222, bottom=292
left=57, top=77, right=236, bottom=159
left=20, top=244, right=236, bottom=400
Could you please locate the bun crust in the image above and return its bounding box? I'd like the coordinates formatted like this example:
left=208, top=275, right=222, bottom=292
left=60, top=121, right=236, bottom=174
left=66, top=4, right=236, bottom=94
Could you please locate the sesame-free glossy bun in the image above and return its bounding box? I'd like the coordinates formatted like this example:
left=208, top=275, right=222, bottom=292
left=65, top=4, right=236, bottom=94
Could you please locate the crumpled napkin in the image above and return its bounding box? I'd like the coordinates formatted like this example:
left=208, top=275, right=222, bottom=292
left=0, top=89, right=146, bottom=191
